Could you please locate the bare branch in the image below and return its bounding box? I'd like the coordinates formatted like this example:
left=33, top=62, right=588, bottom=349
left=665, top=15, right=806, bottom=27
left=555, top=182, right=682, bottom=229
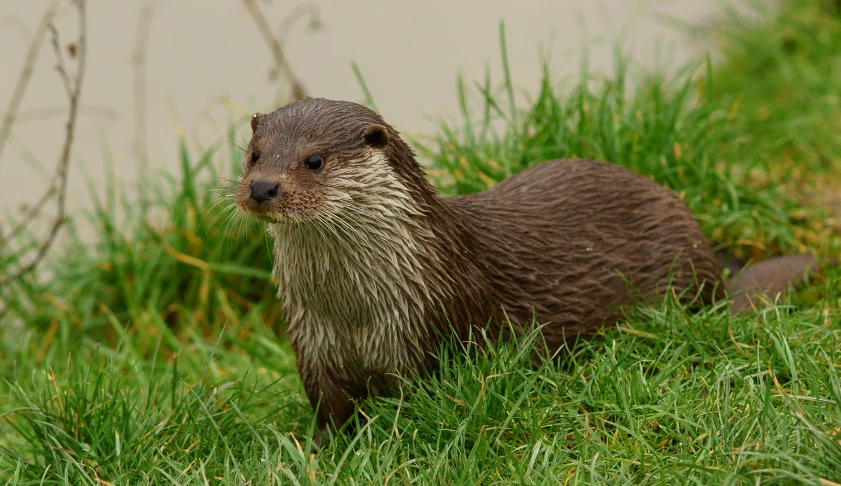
left=48, top=23, right=73, bottom=99
left=0, top=0, right=61, bottom=163
left=242, top=0, right=308, bottom=101
left=0, top=181, right=53, bottom=249
left=0, top=0, right=87, bottom=286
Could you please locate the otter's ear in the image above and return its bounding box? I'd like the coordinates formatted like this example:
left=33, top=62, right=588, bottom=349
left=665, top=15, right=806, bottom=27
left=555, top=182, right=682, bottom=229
left=250, top=113, right=262, bottom=133
left=361, top=124, right=388, bottom=148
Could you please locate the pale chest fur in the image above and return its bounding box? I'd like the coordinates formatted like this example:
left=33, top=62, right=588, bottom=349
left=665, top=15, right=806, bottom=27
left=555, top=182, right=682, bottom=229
left=268, top=171, right=449, bottom=383
left=272, top=224, right=438, bottom=382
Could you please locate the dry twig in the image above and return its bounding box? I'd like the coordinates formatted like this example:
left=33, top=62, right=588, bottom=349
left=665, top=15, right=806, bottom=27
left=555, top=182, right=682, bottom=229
left=0, top=0, right=87, bottom=286
left=0, top=0, right=61, bottom=163
left=242, top=0, right=309, bottom=101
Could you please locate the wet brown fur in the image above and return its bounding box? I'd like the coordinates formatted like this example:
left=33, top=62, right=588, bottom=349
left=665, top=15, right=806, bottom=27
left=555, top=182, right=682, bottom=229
left=233, top=98, right=814, bottom=445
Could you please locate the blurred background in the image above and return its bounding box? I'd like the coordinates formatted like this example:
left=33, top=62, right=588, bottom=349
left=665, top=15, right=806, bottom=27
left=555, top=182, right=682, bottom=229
left=0, top=0, right=748, bottom=216
left=6, top=2, right=841, bottom=482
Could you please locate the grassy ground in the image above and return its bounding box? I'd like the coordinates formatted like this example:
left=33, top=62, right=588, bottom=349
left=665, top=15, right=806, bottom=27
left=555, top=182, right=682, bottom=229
left=2, top=1, right=840, bottom=484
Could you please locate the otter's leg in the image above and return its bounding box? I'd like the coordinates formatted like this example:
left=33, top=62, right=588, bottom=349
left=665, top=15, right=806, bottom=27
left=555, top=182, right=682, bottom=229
left=311, top=389, right=356, bottom=447
left=298, top=363, right=362, bottom=447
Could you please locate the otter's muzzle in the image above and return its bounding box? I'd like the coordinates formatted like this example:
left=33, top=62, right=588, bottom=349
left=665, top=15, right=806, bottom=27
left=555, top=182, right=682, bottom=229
left=250, top=179, right=281, bottom=203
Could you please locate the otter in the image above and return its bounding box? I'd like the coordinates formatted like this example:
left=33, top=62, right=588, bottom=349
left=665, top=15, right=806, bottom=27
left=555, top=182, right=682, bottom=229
left=233, top=97, right=820, bottom=445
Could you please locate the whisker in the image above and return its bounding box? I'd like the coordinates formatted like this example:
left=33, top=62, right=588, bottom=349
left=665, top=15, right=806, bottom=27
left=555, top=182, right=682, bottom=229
left=207, top=200, right=238, bottom=233
left=225, top=139, right=247, bottom=154
left=225, top=208, right=248, bottom=253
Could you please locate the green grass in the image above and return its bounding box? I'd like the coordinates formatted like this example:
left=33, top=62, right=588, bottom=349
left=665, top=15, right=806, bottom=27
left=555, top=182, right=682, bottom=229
left=2, top=1, right=840, bottom=483
left=707, top=0, right=841, bottom=258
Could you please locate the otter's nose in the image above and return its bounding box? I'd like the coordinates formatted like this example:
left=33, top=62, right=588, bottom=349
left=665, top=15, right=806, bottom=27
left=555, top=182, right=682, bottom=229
left=249, top=179, right=281, bottom=203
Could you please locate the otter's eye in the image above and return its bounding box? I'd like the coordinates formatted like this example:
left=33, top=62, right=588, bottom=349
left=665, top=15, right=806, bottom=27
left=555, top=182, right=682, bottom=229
left=305, top=154, right=323, bottom=171
left=251, top=148, right=261, bottom=165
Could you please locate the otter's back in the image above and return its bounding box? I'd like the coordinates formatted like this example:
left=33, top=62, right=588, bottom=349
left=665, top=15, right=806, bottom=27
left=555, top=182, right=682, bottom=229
left=447, top=159, right=723, bottom=342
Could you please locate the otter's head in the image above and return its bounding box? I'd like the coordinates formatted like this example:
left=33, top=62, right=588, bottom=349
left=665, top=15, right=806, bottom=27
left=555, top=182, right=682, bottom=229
left=234, top=98, right=431, bottom=224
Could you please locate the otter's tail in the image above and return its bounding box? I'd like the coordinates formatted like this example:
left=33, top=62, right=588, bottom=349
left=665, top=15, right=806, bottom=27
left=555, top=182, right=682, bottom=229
left=719, top=251, right=829, bottom=313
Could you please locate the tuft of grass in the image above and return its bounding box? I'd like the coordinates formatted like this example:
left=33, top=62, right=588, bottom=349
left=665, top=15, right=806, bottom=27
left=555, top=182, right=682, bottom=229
left=3, top=349, right=307, bottom=484
left=1, top=2, right=840, bottom=484
left=711, top=0, right=841, bottom=175
left=417, top=33, right=812, bottom=264
left=1, top=126, right=282, bottom=364
left=3, top=300, right=840, bottom=483
left=707, top=0, right=841, bottom=257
